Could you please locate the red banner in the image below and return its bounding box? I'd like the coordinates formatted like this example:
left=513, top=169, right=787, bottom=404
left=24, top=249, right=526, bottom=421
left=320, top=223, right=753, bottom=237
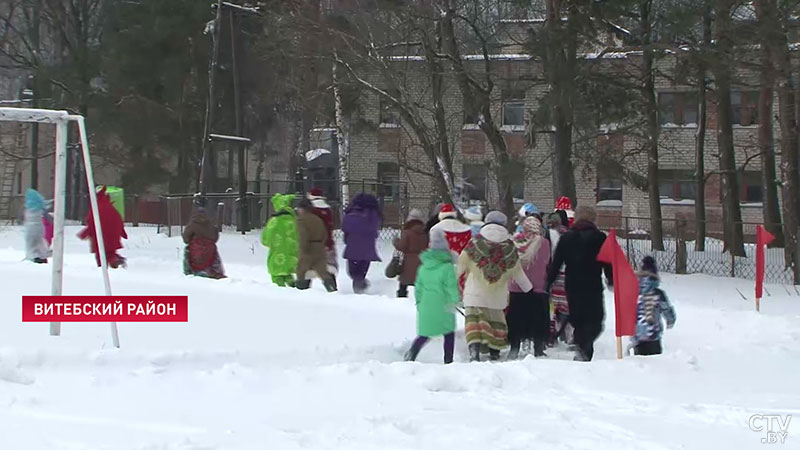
left=597, top=229, right=639, bottom=337
left=756, top=225, right=775, bottom=300
left=22, top=296, right=188, bottom=322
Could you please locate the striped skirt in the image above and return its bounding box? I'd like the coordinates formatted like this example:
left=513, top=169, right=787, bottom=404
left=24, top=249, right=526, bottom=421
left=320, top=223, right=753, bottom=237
left=465, top=306, right=508, bottom=352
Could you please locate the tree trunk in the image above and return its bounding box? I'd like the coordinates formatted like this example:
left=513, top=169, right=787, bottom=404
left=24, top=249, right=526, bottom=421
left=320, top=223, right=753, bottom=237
left=694, top=5, right=711, bottom=252
left=641, top=0, right=664, bottom=251
left=439, top=1, right=515, bottom=222
left=758, top=64, right=784, bottom=244
left=332, top=58, right=350, bottom=212
left=712, top=0, right=746, bottom=257
left=756, top=0, right=799, bottom=282
left=547, top=0, right=577, bottom=206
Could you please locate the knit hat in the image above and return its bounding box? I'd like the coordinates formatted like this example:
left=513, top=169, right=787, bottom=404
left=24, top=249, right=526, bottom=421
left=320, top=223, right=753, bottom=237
left=407, top=208, right=426, bottom=223
left=641, top=256, right=658, bottom=275
left=308, top=187, right=325, bottom=199
left=25, top=188, right=45, bottom=212
left=485, top=211, right=508, bottom=226
left=429, top=227, right=449, bottom=250
left=439, top=203, right=458, bottom=220
left=519, top=202, right=540, bottom=217
left=464, top=205, right=483, bottom=222
left=555, top=196, right=572, bottom=211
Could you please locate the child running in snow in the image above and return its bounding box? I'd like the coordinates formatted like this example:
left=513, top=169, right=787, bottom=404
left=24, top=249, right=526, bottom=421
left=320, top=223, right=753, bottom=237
left=404, top=228, right=459, bottom=364
left=459, top=211, right=532, bottom=362
left=342, top=193, right=382, bottom=294
left=507, top=214, right=551, bottom=359
left=296, top=198, right=337, bottom=292
left=261, top=193, right=298, bottom=287
left=394, top=209, right=429, bottom=298
left=632, top=256, right=676, bottom=356
left=307, top=188, right=338, bottom=277
left=182, top=196, right=226, bottom=279
left=78, top=186, right=127, bottom=268
left=24, top=189, right=52, bottom=264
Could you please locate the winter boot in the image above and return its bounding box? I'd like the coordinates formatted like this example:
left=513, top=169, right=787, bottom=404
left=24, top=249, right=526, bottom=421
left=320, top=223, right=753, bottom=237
left=404, top=346, right=420, bottom=362
left=397, top=284, right=409, bottom=298
left=296, top=279, right=311, bottom=290
left=534, top=340, right=547, bottom=358
left=488, top=349, right=501, bottom=361
left=323, top=278, right=338, bottom=293
left=507, top=340, right=521, bottom=360
left=468, top=343, right=481, bottom=362
left=32, top=258, right=48, bottom=264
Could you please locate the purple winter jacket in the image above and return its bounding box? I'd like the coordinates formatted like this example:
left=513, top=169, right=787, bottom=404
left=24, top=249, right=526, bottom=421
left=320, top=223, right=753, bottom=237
left=342, top=201, right=382, bottom=262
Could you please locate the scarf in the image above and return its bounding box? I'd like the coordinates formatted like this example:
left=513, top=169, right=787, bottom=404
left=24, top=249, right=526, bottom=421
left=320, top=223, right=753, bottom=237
left=463, top=234, right=519, bottom=284
left=513, top=217, right=543, bottom=266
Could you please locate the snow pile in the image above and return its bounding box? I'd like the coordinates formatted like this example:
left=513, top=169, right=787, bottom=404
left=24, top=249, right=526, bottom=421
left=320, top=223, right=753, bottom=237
left=0, top=226, right=798, bottom=449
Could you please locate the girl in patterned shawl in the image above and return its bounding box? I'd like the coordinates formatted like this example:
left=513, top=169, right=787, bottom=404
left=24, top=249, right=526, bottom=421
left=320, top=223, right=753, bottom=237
left=458, top=211, right=532, bottom=362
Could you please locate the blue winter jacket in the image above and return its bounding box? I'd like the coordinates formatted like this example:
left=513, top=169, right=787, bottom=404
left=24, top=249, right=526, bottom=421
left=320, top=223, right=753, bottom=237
left=634, top=274, right=677, bottom=344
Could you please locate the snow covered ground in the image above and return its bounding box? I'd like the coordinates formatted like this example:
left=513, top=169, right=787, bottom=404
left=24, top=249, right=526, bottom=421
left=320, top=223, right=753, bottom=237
left=1, top=226, right=799, bottom=449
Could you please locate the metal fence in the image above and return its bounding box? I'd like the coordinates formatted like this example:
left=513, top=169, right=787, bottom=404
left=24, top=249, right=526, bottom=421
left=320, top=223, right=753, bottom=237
left=4, top=191, right=794, bottom=285
left=597, top=216, right=795, bottom=285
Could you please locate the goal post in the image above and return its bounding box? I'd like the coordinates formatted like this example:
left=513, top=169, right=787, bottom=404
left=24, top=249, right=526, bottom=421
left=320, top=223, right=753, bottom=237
left=0, top=107, right=120, bottom=348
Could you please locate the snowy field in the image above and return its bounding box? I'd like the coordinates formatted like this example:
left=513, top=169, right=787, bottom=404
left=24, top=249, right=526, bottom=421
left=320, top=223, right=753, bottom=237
left=1, top=226, right=799, bottom=449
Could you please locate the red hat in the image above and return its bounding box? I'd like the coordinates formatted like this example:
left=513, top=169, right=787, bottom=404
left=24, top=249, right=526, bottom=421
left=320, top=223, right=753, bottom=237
left=308, top=187, right=325, bottom=198
left=439, top=203, right=457, bottom=220
left=555, top=196, right=572, bottom=211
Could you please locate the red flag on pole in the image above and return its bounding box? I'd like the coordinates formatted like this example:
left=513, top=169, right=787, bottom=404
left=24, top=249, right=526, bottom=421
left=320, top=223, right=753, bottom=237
left=597, top=229, right=639, bottom=338
left=755, top=225, right=775, bottom=304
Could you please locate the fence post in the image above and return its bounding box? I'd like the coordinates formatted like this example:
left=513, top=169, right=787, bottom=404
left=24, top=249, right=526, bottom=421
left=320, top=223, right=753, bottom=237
left=167, top=197, right=173, bottom=238
left=676, top=214, right=688, bottom=275
left=133, top=195, right=139, bottom=227
left=730, top=251, right=736, bottom=278
left=625, top=217, right=632, bottom=265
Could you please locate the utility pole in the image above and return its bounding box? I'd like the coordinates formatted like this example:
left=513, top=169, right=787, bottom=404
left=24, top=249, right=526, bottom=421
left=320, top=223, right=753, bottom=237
left=229, top=9, right=248, bottom=233
left=199, top=0, right=225, bottom=195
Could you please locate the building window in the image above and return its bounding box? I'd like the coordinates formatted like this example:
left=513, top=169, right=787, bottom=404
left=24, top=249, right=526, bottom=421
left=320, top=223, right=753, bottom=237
left=732, top=90, right=759, bottom=126
left=509, top=163, right=525, bottom=201
left=379, top=92, right=401, bottom=127
left=464, top=109, right=481, bottom=128
left=377, top=162, right=400, bottom=199
left=502, top=90, right=525, bottom=127
left=597, top=178, right=623, bottom=202
left=740, top=171, right=763, bottom=203
left=463, top=163, right=487, bottom=202
left=659, top=92, right=698, bottom=126
left=659, top=169, right=696, bottom=200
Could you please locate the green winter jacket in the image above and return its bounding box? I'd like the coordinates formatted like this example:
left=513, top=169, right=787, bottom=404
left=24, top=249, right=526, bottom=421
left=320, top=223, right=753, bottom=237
left=415, top=249, right=460, bottom=337
left=261, top=194, right=298, bottom=277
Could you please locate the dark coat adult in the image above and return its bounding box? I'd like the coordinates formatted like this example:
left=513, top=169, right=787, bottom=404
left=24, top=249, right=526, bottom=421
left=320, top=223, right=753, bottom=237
left=547, top=220, right=612, bottom=328
left=296, top=208, right=331, bottom=280
left=394, top=219, right=429, bottom=285
left=342, top=193, right=382, bottom=262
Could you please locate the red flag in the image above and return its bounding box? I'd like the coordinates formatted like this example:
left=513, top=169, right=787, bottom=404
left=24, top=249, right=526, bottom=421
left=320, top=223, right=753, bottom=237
left=756, top=225, right=775, bottom=299
left=597, top=229, right=639, bottom=337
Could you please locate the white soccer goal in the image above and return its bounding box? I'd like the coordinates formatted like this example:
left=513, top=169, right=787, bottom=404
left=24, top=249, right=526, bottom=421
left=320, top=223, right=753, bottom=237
left=0, top=107, right=120, bottom=348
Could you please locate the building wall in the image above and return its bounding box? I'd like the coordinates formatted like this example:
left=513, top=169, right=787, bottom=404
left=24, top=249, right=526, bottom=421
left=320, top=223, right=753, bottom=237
left=344, top=54, right=783, bottom=223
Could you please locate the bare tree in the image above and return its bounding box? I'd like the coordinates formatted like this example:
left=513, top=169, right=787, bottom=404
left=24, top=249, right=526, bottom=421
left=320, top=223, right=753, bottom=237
left=711, top=0, right=746, bottom=257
